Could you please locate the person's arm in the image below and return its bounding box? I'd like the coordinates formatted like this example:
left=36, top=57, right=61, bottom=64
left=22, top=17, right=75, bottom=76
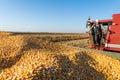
left=90, top=24, right=94, bottom=30
left=86, top=21, right=88, bottom=28
left=100, top=24, right=106, bottom=32
left=86, top=20, right=92, bottom=28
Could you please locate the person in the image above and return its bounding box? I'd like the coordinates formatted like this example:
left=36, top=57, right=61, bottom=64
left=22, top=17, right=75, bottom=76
left=86, top=16, right=96, bottom=47
left=93, top=19, right=105, bottom=50
left=86, top=16, right=92, bottom=28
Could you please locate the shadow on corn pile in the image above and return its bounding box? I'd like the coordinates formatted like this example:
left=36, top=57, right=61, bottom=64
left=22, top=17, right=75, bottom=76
left=32, top=52, right=106, bottom=80
left=0, top=37, right=41, bottom=72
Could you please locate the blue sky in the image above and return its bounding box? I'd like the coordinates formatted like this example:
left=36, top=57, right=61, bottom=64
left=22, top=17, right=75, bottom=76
left=0, top=0, right=120, bottom=33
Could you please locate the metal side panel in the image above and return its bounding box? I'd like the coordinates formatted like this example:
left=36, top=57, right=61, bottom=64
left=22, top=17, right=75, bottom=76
left=105, top=25, right=120, bottom=51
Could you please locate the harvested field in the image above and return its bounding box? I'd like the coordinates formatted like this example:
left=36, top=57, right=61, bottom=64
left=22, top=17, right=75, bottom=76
left=0, top=32, right=120, bottom=80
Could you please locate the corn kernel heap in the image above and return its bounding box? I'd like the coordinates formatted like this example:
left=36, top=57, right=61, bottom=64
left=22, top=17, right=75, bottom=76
left=0, top=32, right=120, bottom=80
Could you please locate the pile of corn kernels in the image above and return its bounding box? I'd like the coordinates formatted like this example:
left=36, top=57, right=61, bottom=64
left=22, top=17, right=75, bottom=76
left=0, top=32, right=120, bottom=80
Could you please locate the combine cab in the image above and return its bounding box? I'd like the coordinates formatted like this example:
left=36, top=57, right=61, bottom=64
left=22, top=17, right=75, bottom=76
left=89, top=14, right=120, bottom=52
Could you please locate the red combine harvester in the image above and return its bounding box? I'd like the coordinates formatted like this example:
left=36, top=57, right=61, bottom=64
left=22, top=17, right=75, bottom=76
left=89, top=14, right=120, bottom=52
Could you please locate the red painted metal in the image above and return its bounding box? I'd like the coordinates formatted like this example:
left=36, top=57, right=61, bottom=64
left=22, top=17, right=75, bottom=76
left=93, top=19, right=112, bottom=24
left=105, top=25, right=120, bottom=52
left=113, top=14, right=120, bottom=25
left=105, top=14, right=120, bottom=52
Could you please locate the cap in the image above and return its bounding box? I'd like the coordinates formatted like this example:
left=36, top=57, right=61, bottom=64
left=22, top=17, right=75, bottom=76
left=95, top=19, right=99, bottom=22
left=88, top=16, right=91, bottom=20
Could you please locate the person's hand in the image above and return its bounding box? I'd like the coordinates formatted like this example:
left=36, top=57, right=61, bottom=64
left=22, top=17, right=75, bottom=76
left=104, top=30, right=107, bottom=32
left=88, top=22, right=90, bottom=25
left=86, top=31, right=89, bottom=33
